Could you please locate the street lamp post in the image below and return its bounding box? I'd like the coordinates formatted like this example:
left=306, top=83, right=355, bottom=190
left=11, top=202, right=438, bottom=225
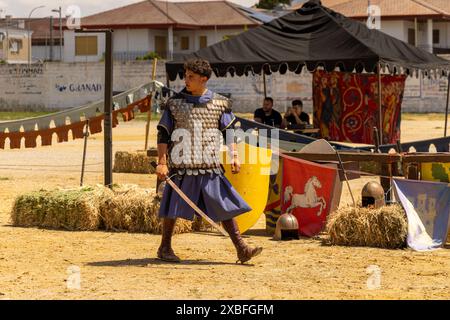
left=52, top=7, right=62, bottom=61
left=28, top=5, right=45, bottom=66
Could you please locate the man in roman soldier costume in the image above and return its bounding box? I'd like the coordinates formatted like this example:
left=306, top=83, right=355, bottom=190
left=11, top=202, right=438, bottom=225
left=156, top=59, right=263, bottom=264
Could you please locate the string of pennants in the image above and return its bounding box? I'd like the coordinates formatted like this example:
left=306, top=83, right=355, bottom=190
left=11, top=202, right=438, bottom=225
left=0, top=96, right=151, bottom=149
left=0, top=82, right=156, bottom=150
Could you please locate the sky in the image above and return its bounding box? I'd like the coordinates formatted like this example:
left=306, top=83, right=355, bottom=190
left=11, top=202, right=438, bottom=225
left=0, top=0, right=260, bottom=18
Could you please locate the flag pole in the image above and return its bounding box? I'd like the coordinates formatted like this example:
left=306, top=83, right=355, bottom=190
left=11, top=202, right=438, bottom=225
left=378, top=61, right=383, bottom=145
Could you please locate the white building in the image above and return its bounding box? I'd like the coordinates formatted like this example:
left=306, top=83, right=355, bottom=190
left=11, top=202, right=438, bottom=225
left=0, top=17, right=65, bottom=62
left=63, top=0, right=262, bottom=63
left=0, top=17, right=32, bottom=64
left=292, top=0, right=450, bottom=54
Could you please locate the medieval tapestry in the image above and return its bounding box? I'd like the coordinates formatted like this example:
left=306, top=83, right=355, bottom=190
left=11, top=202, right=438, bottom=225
left=313, top=70, right=406, bottom=145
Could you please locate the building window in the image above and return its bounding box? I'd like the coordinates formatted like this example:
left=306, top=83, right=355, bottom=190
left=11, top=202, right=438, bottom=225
left=75, top=36, right=98, bottom=56
left=155, top=36, right=167, bottom=59
left=199, top=36, right=207, bottom=49
left=9, top=38, right=23, bottom=54
left=408, top=28, right=415, bottom=46
left=181, top=36, right=189, bottom=50
left=433, top=29, right=440, bottom=44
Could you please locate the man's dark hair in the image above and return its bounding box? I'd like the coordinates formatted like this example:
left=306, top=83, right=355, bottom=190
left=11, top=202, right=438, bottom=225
left=292, top=99, right=303, bottom=107
left=184, top=59, right=212, bottom=79
left=264, top=97, right=274, bottom=104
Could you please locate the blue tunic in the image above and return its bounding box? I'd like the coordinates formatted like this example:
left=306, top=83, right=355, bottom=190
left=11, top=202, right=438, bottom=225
left=157, top=88, right=252, bottom=222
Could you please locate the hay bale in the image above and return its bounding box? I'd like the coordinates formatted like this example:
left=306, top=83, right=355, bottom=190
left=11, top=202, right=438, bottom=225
left=101, top=184, right=192, bottom=234
left=11, top=186, right=114, bottom=231
left=326, top=204, right=407, bottom=249
left=11, top=184, right=192, bottom=235
left=113, top=151, right=156, bottom=174
left=191, top=215, right=215, bottom=233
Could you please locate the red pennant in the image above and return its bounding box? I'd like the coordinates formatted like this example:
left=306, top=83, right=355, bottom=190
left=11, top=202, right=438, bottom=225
left=121, top=105, right=135, bottom=122
left=137, top=96, right=150, bottom=113
left=24, top=131, right=39, bottom=148
left=0, top=133, right=6, bottom=149
left=71, top=121, right=87, bottom=140
left=88, top=115, right=104, bottom=134
left=112, top=111, right=119, bottom=128
left=8, top=132, right=23, bottom=149
left=39, top=128, right=54, bottom=146
left=55, top=125, right=70, bottom=143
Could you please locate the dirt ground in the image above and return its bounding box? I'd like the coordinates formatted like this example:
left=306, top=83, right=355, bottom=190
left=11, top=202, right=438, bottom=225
left=0, top=116, right=449, bottom=300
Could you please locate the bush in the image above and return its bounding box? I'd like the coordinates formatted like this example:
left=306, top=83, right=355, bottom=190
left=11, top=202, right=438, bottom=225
left=136, top=52, right=161, bottom=61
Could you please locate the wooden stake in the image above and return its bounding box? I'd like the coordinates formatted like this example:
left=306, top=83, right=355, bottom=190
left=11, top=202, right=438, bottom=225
left=335, top=148, right=357, bottom=210
left=145, top=58, right=158, bottom=151
left=80, top=120, right=89, bottom=187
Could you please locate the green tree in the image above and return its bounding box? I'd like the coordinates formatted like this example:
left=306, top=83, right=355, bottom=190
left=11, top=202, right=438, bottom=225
left=256, top=0, right=291, bottom=10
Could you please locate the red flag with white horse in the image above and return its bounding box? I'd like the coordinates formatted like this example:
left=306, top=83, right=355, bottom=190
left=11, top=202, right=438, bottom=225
left=281, top=154, right=337, bottom=237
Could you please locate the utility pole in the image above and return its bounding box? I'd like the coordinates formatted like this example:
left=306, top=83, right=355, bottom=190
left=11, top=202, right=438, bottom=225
left=5, top=14, right=9, bottom=62
left=28, top=6, right=45, bottom=67
left=52, top=7, right=62, bottom=61
left=76, top=29, right=114, bottom=188
left=49, top=16, right=54, bottom=61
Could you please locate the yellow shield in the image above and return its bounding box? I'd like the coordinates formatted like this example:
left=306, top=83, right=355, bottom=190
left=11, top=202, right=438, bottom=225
left=421, top=162, right=450, bottom=183
left=221, top=142, right=272, bottom=234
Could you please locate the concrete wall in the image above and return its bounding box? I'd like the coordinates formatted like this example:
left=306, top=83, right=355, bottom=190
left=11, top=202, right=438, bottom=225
left=32, top=45, right=63, bottom=62
left=0, top=61, right=166, bottom=110
left=0, top=60, right=448, bottom=113
left=381, top=20, right=406, bottom=42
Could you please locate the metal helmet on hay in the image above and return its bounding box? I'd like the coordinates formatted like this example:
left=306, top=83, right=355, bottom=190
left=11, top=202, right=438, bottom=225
left=361, top=181, right=385, bottom=209
left=274, top=213, right=299, bottom=241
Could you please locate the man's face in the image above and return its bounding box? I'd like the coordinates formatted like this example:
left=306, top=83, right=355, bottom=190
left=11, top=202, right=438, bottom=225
left=262, top=99, right=273, bottom=112
left=184, top=69, right=207, bottom=93
left=293, top=105, right=302, bottom=115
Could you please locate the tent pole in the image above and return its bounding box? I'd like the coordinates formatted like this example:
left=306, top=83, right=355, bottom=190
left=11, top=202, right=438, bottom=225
left=378, top=62, right=383, bottom=144
left=263, top=72, right=267, bottom=98
left=445, top=74, right=450, bottom=137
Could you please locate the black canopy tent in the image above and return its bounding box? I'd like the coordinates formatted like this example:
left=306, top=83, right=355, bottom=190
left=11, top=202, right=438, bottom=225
left=166, top=0, right=450, bottom=143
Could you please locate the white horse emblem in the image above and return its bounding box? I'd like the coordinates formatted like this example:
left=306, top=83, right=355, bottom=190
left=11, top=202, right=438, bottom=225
left=284, top=176, right=327, bottom=216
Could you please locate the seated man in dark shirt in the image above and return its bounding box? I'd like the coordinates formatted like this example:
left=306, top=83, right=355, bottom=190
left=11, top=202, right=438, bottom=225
left=254, top=97, right=283, bottom=128
left=282, top=99, right=310, bottom=129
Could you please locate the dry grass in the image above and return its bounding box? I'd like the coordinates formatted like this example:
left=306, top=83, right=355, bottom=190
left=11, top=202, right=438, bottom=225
left=326, top=204, right=408, bottom=249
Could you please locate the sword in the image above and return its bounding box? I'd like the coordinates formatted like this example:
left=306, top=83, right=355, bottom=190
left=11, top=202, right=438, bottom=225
left=151, top=161, right=228, bottom=237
